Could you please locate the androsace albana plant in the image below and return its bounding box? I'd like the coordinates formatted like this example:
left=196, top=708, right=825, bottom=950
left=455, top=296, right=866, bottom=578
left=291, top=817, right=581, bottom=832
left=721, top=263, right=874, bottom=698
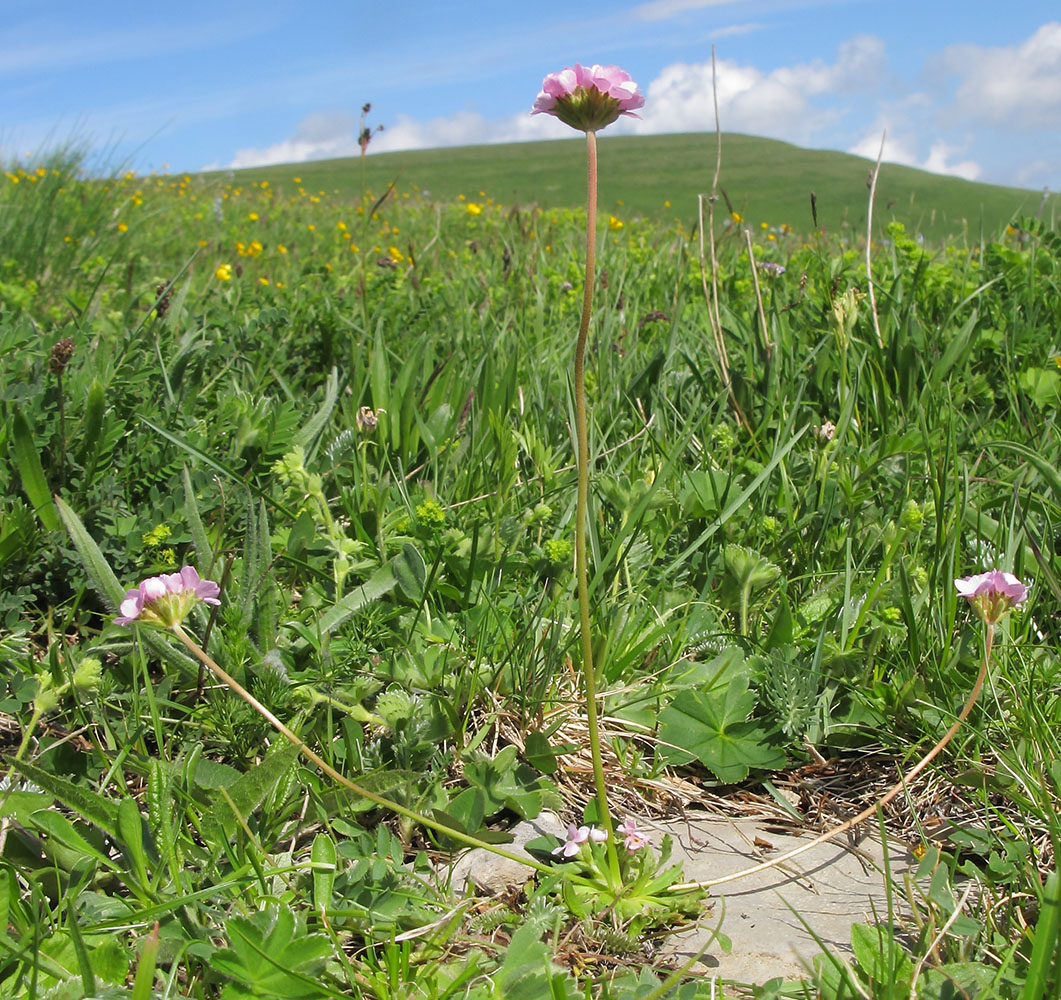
left=532, top=62, right=644, bottom=876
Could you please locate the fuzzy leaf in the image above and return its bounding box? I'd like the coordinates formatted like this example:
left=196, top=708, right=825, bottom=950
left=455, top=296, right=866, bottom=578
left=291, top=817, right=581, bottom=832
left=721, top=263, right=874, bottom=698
left=11, top=410, right=59, bottom=531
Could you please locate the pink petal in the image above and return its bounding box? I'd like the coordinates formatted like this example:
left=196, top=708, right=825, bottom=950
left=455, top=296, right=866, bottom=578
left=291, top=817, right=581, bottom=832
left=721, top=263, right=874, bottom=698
left=141, top=577, right=167, bottom=600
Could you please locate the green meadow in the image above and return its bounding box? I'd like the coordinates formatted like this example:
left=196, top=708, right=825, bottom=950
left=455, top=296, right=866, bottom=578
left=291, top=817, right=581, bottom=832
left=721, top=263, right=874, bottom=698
left=1, top=137, right=1059, bottom=998
left=230, top=132, right=1059, bottom=242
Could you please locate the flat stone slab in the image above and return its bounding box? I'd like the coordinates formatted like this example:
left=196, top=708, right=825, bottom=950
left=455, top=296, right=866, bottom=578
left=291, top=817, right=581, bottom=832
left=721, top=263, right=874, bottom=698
left=658, top=814, right=915, bottom=984
left=449, top=811, right=916, bottom=987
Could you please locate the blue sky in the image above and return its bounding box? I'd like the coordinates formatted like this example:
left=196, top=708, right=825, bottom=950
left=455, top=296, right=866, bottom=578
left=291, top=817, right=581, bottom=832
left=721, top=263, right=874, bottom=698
left=4, top=0, right=1060, bottom=190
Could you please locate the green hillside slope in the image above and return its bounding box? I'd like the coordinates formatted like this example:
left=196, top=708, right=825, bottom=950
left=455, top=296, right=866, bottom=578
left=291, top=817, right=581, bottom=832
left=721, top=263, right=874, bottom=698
left=225, top=132, right=1056, bottom=241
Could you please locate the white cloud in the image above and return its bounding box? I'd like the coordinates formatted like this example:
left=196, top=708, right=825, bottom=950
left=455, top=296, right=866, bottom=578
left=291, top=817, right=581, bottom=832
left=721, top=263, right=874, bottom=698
left=941, top=21, right=1061, bottom=130
left=710, top=23, right=763, bottom=39
left=632, top=36, right=884, bottom=144
left=922, top=141, right=981, bottom=182
left=227, top=112, right=359, bottom=169
left=772, top=35, right=886, bottom=95
left=225, top=105, right=573, bottom=167
left=848, top=128, right=981, bottom=181
left=633, top=0, right=746, bottom=21
left=372, top=109, right=568, bottom=153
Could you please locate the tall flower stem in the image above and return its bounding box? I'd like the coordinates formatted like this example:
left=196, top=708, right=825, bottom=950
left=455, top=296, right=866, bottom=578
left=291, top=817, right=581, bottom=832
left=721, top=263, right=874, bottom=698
left=170, top=624, right=551, bottom=875
left=574, top=130, right=619, bottom=875
left=673, top=623, right=996, bottom=892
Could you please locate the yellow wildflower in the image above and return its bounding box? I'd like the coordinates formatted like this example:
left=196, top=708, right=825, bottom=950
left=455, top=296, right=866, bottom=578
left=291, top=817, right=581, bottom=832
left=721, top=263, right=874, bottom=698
left=117, top=222, right=128, bottom=233
left=276, top=244, right=288, bottom=254
left=215, top=263, right=233, bottom=281
left=608, top=215, right=623, bottom=231
left=248, top=212, right=259, bottom=221
left=337, top=221, right=347, bottom=231
left=389, top=245, right=405, bottom=262
left=258, top=277, right=270, bottom=286
left=466, top=203, right=482, bottom=216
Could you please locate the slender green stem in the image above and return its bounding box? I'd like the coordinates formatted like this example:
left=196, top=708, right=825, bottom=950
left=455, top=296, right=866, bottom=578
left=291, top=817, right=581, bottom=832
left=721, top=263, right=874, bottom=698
left=0, top=704, right=45, bottom=821
left=574, top=130, right=618, bottom=874
left=170, top=624, right=551, bottom=875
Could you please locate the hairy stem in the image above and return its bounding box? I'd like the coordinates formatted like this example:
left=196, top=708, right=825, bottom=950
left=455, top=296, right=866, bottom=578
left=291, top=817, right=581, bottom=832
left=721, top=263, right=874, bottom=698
left=575, top=130, right=619, bottom=875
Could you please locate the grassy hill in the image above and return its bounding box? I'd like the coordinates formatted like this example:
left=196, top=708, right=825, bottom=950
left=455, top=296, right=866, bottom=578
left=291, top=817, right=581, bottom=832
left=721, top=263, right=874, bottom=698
left=225, top=132, right=1057, bottom=242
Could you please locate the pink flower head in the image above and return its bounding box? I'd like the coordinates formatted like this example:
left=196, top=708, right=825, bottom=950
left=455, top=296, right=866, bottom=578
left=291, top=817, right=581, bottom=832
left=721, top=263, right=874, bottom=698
left=955, top=569, right=1028, bottom=624
left=531, top=64, right=644, bottom=133
left=552, top=823, right=608, bottom=858
left=616, top=817, right=648, bottom=852
left=115, top=565, right=221, bottom=628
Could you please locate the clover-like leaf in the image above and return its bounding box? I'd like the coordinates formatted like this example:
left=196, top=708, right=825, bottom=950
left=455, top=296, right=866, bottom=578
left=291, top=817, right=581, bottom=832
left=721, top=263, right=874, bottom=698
left=658, top=675, right=785, bottom=783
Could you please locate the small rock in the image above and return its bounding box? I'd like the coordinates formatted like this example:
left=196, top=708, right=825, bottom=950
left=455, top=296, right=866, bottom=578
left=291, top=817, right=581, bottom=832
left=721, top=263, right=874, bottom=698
left=448, top=810, right=565, bottom=894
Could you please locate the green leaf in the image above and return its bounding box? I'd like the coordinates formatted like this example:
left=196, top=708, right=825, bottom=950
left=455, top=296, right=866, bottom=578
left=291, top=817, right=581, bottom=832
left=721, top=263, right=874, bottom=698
left=524, top=731, right=558, bottom=775
left=849, top=922, right=913, bottom=985
left=293, top=366, right=339, bottom=457
left=117, top=796, right=151, bottom=889
left=11, top=409, right=60, bottom=531
left=12, top=759, right=120, bottom=837
left=192, top=757, right=242, bottom=790
left=763, top=594, right=794, bottom=650
left=77, top=376, right=107, bottom=481
left=205, top=743, right=301, bottom=840
left=392, top=542, right=427, bottom=602
left=658, top=677, right=786, bottom=783
left=130, top=924, right=161, bottom=1000
left=211, top=907, right=331, bottom=999
left=54, top=495, right=124, bottom=607
left=29, top=809, right=118, bottom=870
left=310, top=833, right=336, bottom=913
left=1022, top=869, right=1061, bottom=1000
left=313, top=560, right=397, bottom=638
left=495, top=922, right=580, bottom=1000
left=182, top=464, right=214, bottom=575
